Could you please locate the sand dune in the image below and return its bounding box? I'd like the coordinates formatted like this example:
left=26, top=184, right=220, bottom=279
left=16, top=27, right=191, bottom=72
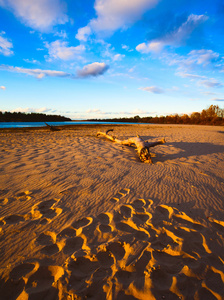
left=0, top=124, right=223, bottom=299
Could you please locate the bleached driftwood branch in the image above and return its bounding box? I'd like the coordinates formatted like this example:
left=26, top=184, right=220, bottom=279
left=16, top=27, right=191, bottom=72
left=97, top=129, right=165, bottom=163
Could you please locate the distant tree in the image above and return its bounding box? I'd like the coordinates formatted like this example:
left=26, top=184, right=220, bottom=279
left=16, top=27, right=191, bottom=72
left=0, top=111, right=71, bottom=122
left=180, top=114, right=190, bottom=124
left=87, top=105, right=223, bottom=126
left=190, top=112, right=201, bottom=124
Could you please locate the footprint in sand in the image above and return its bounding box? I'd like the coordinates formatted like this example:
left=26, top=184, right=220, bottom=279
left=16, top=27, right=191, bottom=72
left=36, top=231, right=56, bottom=245
left=96, top=250, right=115, bottom=268
left=67, top=256, right=100, bottom=293
left=4, top=197, right=224, bottom=300
left=72, top=217, right=93, bottom=229
left=97, top=212, right=113, bottom=225
left=35, top=231, right=62, bottom=256
left=31, top=199, right=62, bottom=224
left=106, top=241, right=126, bottom=260
left=5, top=263, right=64, bottom=300
left=130, top=198, right=153, bottom=212
left=25, top=265, right=64, bottom=297
left=96, top=213, right=113, bottom=233
left=120, top=205, right=134, bottom=218
left=3, top=214, right=26, bottom=225
left=1, top=198, right=62, bottom=227
left=16, top=190, right=32, bottom=201
left=132, top=212, right=152, bottom=226
left=63, top=236, right=85, bottom=255
left=110, top=188, right=130, bottom=203
left=57, top=227, right=80, bottom=239
left=98, top=223, right=113, bottom=233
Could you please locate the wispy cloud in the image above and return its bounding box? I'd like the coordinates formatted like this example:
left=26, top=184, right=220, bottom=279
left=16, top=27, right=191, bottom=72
left=86, top=108, right=154, bottom=116
left=177, top=72, right=206, bottom=80
left=23, top=58, right=39, bottom=64
left=0, top=65, right=71, bottom=79
left=188, top=49, right=220, bottom=66
left=45, top=40, right=85, bottom=61
left=176, top=71, right=223, bottom=89
left=201, top=91, right=217, bottom=96
left=0, top=63, right=110, bottom=79
left=0, top=0, right=68, bottom=32
left=77, top=62, right=109, bottom=78
left=122, top=44, right=134, bottom=52
left=139, top=86, right=164, bottom=94
left=168, top=49, right=222, bottom=73
left=76, top=0, right=158, bottom=40
left=0, top=32, right=13, bottom=56
left=54, top=30, right=68, bottom=39
left=136, top=14, right=208, bottom=53
left=86, top=109, right=103, bottom=114
left=198, top=79, right=223, bottom=88
left=0, top=85, right=6, bottom=90
left=211, top=98, right=224, bottom=102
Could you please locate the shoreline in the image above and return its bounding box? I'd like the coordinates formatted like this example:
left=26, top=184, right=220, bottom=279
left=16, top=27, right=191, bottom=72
left=0, top=122, right=223, bottom=132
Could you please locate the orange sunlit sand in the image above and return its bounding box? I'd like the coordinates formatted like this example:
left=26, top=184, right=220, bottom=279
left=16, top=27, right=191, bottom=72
left=0, top=124, right=224, bottom=299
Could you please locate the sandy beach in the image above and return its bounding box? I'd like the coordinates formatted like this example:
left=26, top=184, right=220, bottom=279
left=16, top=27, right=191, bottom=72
left=0, top=124, right=223, bottom=300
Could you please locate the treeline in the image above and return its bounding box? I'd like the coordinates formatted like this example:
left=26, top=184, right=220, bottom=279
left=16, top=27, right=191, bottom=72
left=0, top=111, right=71, bottom=122
left=90, top=105, right=224, bottom=126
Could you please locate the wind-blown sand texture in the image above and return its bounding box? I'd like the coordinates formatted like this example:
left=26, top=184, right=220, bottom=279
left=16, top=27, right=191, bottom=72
left=0, top=124, right=223, bottom=300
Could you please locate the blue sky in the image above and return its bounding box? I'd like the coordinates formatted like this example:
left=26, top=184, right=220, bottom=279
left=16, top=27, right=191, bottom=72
left=0, top=0, right=223, bottom=120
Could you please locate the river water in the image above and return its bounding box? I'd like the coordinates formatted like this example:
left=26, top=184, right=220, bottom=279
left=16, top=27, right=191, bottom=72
left=0, top=121, right=137, bottom=129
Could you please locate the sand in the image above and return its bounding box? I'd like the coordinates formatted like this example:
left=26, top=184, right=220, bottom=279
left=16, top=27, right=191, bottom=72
left=0, top=124, right=223, bottom=300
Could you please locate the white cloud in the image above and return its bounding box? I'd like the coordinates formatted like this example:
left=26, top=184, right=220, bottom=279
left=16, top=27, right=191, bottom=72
left=92, top=0, right=158, bottom=32
left=76, top=0, right=158, bottom=40
left=45, top=40, right=85, bottom=61
left=0, top=65, right=70, bottom=79
left=0, top=33, right=13, bottom=56
left=139, top=86, right=164, bottom=94
left=0, top=0, right=68, bottom=32
left=75, top=26, right=92, bottom=42
left=136, top=41, right=163, bottom=54
left=113, top=54, right=125, bottom=61
left=77, top=62, right=109, bottom=78
left=0, top=85, right=6, bottom=90
left=136, top=14, right=208, bottom=53
left=11, top=107, right=52, bottom=113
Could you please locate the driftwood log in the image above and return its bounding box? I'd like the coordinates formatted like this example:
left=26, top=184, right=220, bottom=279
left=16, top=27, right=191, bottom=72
left=45, top=122, right=60, bottom=131
left=97, top=129, right=166, bottom=163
